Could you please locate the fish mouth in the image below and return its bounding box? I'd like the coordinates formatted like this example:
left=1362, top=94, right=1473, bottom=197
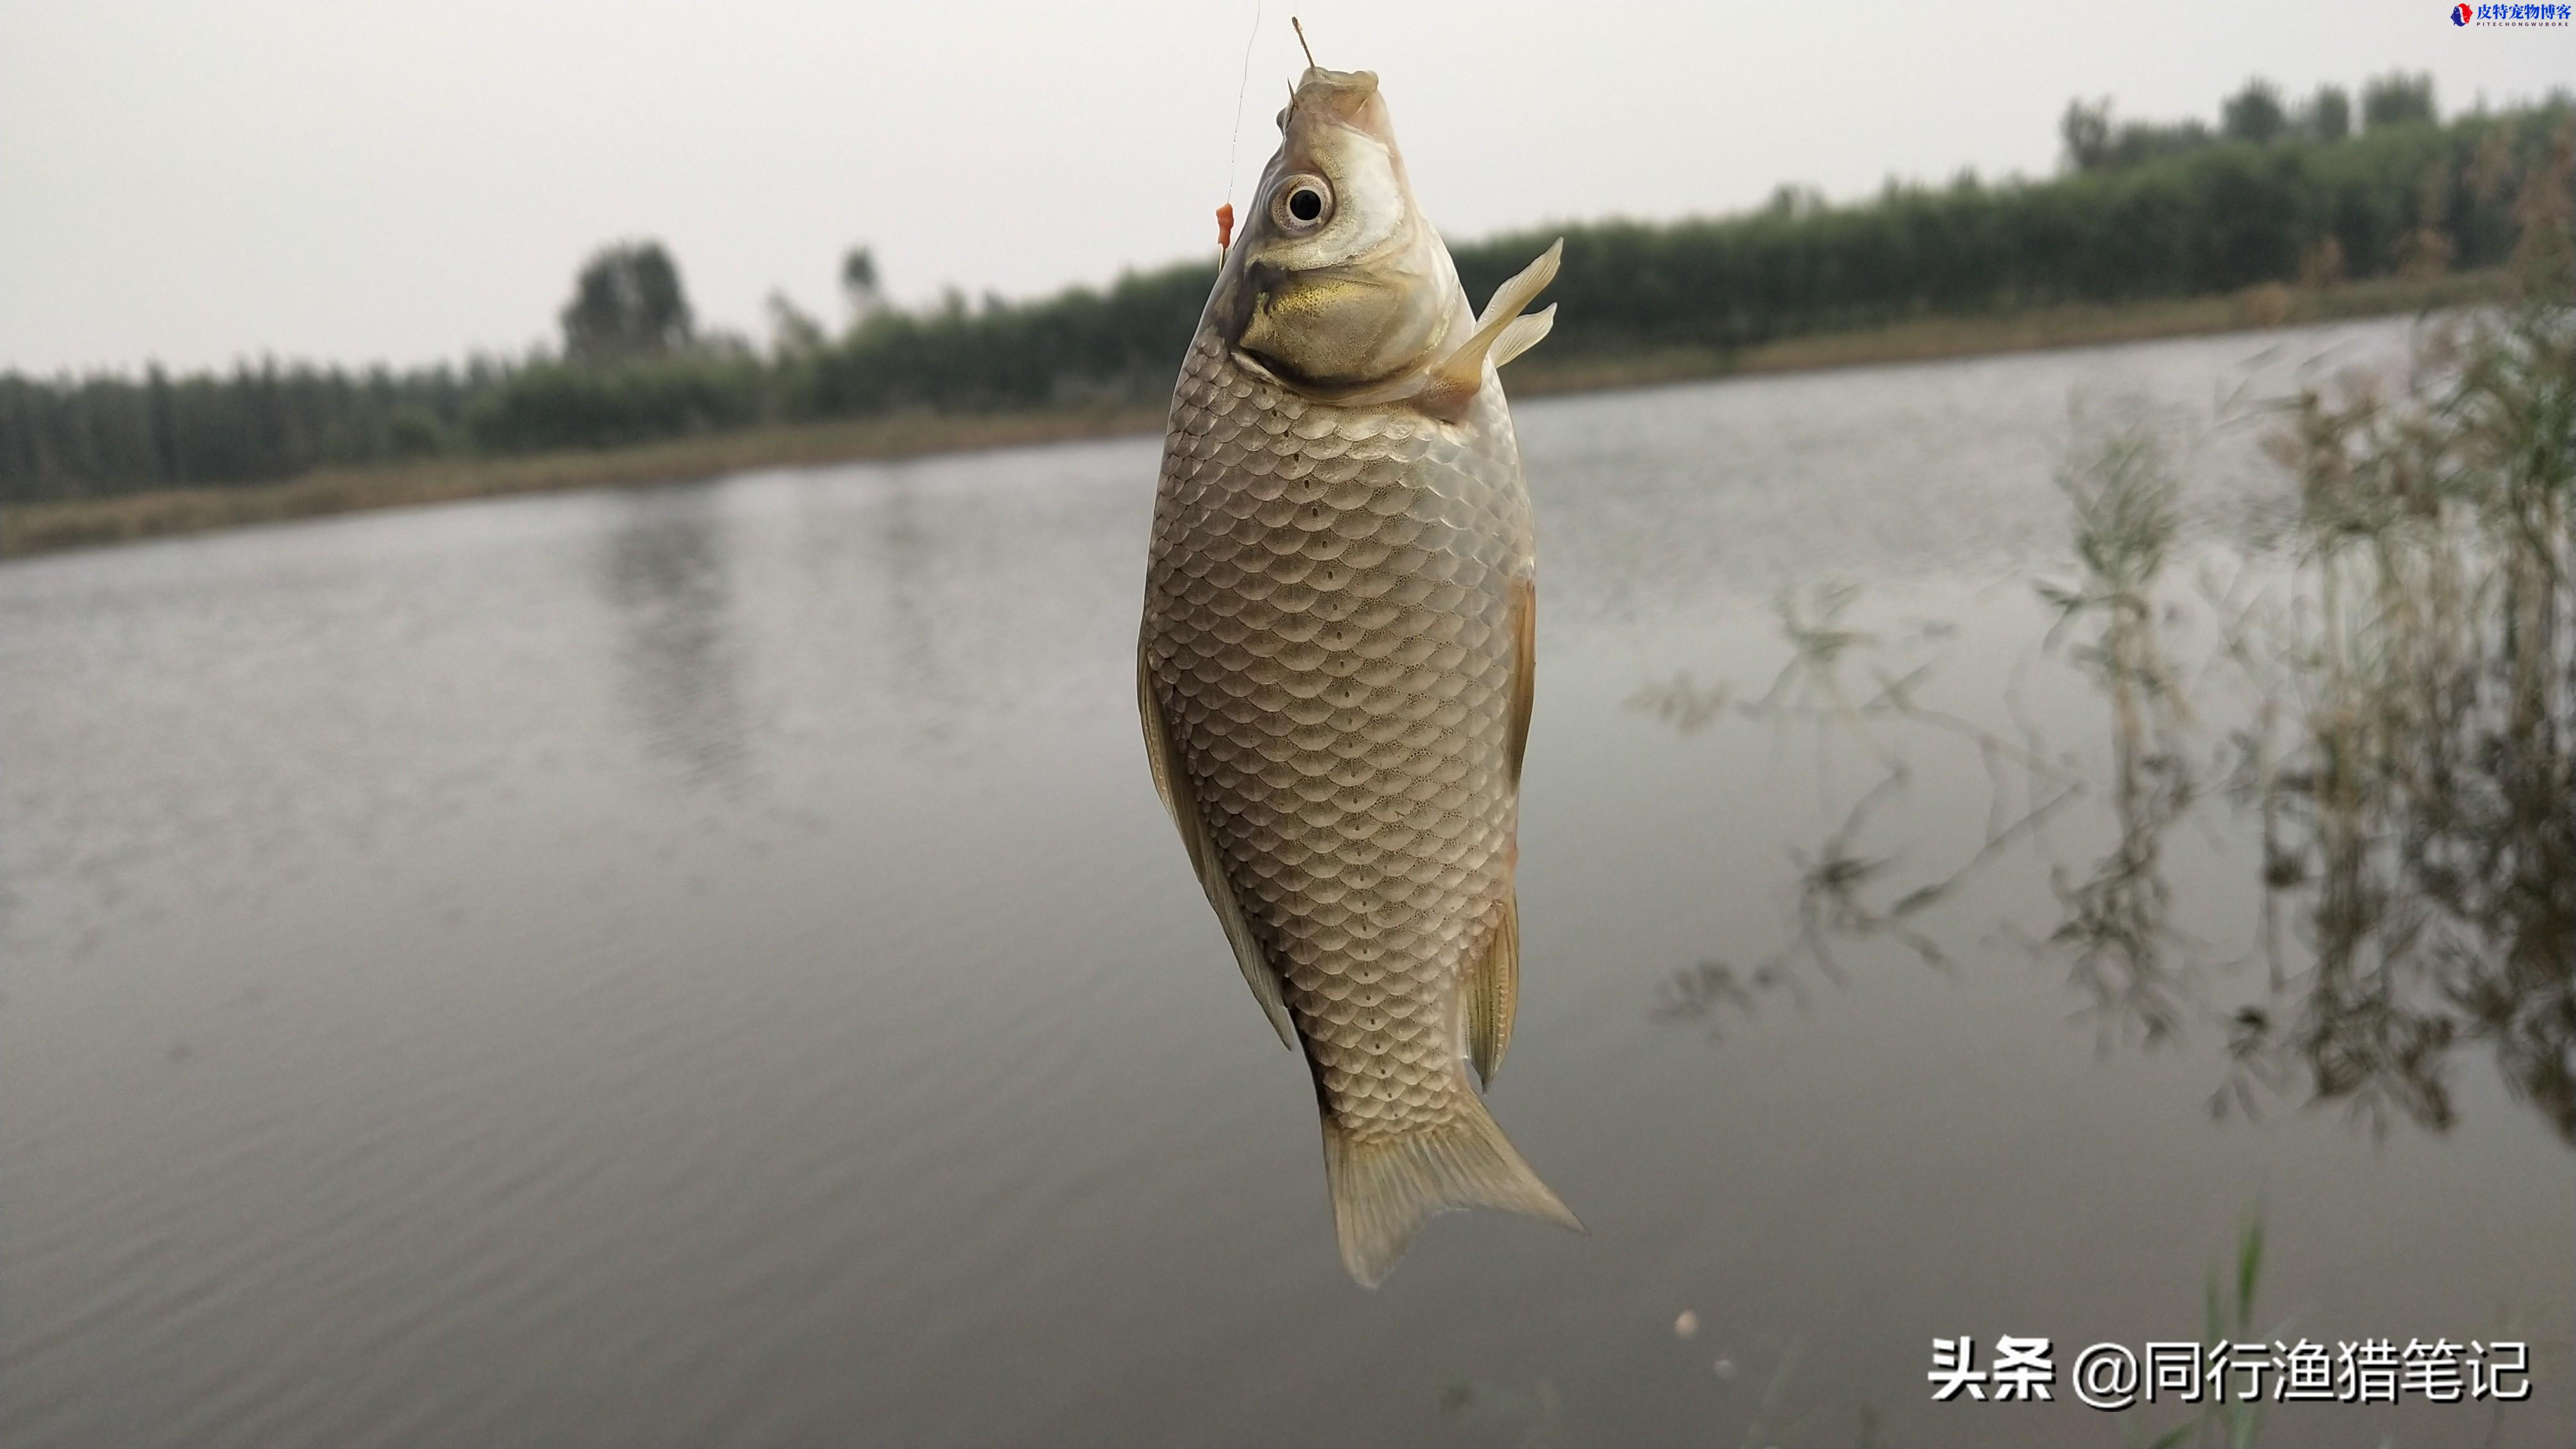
left=1282, top=66, right=1384, bottom=137
left=1293, top=66, right=1379, bottom=109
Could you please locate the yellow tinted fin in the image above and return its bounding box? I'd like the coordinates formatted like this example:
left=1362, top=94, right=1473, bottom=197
left=1321, top=1073, right=1581, bottom=1287
left=1466, top=894, right=1520, bottom=1087
left=1475, top=237, right=1565, bottom=335
left=1489, top=305, right=1555, bottom=369
left=1417, top=238, right=1564, bottom=421
left=1139, top=640, right=1297, bottom=1050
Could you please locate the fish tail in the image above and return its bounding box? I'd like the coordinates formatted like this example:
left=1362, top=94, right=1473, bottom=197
left=1320, top=1085, right=1582, bottom=1287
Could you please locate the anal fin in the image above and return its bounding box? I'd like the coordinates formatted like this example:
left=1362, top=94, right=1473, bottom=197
left=1139, top=639, right=1297, bottom=1050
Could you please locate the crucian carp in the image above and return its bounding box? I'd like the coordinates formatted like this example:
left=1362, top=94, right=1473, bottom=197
left=1138, top=57, right=1577, bottom=1286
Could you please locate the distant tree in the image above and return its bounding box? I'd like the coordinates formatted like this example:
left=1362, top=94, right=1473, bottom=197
left=2097, top=118, right=2216, bottom=171
left=146, top=363, right=178, bottom=482
left=560, top=241, right=694, bottom=363
left=2061, top=98, right=2113, bottom=172
left=2300, top=85, right=2352, bottom=143
left=9, top=88, right=2574, bottom=510
left=2362, top=72, right=2438, bottom=130
left=1760, top=183, right=1827, bottom=220
left=765, top=290, right=828, bottom=358
left=2221, top=79, right=2287, bottom=144
left=841, top=246, right=882, bottom=321
left=383, top=404, right=449, bottom=459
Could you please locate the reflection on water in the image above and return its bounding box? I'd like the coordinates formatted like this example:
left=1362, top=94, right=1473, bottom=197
left=1646, top=280, right=2576, bottom=1151
left=599, top=488, right=749, bottom=788
left=2235, top=285, right=2576, bottom=1145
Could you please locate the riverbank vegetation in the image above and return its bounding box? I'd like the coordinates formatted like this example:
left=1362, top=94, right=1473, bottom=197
left=1646, top=123, right=2575, bottom=1146
left=4, top=73, right=2569, bottom=555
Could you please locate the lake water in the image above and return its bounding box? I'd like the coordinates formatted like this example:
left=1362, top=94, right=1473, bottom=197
left=4, top=319, right=2567, bottom=1446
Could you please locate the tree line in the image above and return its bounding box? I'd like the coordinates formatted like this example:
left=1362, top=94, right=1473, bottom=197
left=4, top=73, right=2568, bottom=507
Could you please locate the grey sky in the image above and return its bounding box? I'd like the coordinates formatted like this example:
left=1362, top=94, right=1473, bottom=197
left=3, top=1, right=2566, bottom=376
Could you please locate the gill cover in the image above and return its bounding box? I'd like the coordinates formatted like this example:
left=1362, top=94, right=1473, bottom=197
left=1216, top=68, right=1465, bottom=392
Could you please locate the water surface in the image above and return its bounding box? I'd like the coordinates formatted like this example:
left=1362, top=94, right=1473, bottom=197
left=4, top=319, right=2566, bottom=1446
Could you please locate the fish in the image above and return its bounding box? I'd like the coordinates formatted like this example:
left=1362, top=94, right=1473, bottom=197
left=1137, top=60, right=1578, bottom=1286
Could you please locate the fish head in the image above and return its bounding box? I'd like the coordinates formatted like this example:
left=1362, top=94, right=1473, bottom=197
left=1215, top=66, right=1466, bottom=394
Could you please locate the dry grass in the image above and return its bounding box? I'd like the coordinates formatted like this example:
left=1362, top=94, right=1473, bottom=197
left=1, top=270, right=2512, bottom=560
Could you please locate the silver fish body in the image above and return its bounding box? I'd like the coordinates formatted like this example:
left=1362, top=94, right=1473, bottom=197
left=1138, top=63, right=1576, bottom=1285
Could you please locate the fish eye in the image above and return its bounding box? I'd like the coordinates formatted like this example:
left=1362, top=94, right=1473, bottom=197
left=1272, top=174, right=1333, bottom=232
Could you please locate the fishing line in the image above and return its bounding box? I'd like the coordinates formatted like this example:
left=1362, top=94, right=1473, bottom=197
left=1220, top=0, right=1263, bottom=250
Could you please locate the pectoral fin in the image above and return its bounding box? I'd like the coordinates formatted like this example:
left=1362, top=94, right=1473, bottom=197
left=1140, top=640, right=1297, bottom=1050
left=1466, top=894, right=1521, bottom=1087
left=1475, top=238, right=1565, bottom=337
left=1417, top=239, right=1564, bottom=422
left=1489, top=306, right=1555, bottom=370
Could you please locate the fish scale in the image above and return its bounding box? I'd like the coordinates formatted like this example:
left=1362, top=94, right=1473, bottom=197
left=1143, top=327, right=1532, bottom=1142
